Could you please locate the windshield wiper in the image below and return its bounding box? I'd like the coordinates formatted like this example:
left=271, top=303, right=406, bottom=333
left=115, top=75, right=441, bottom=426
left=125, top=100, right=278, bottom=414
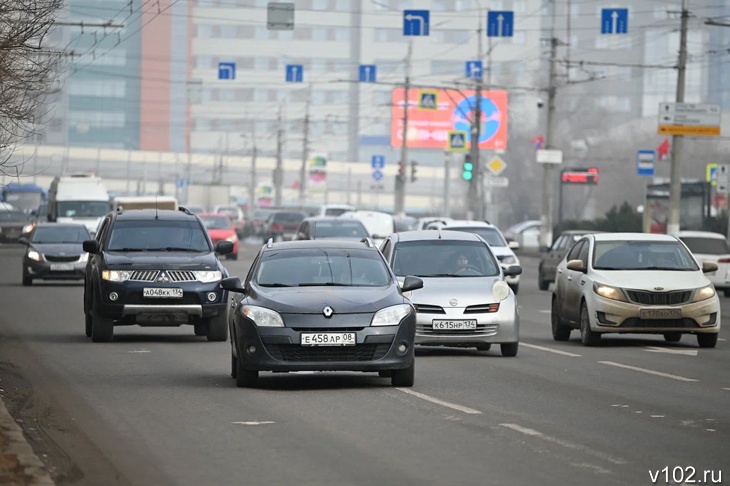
left=416, top=273, right=460, bottom=277
left=298, top=282, right=350, bottom=287
left=109, top=248, right=146, bottom=252
left=259, top=283, right=293, bottom=287
left=148, top=247, right=203, bottom=252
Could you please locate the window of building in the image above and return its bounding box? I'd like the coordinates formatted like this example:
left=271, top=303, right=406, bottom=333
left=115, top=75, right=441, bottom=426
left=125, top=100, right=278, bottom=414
left=431, top=60, right=461, bottom=74
left=195, top=118, right=212, bottom=131
left=514, top=1, right=526, bottom=13
left=294, top=27, right=312, bottom=40
left=312, top=91, right=327, bottom=104
left=220, top=25, right=236, bottom=39
left=335, top=0, right=350, bottom=10
left=90, top=49, right=126, bottom=66
left=373, top=91, right=391, bottom=106
left=335, top=27, right=351, bottom=41
left=69, top=80, right=126, bottom=98
left=312, top=27, right=328, bottom=41
left=570, top=3, right=580, bottom=18
left=254, top=88, right=271, bottom=102
left=196, top=24, right=213, bottom=38
left=312, top=0, right=329, bottom=9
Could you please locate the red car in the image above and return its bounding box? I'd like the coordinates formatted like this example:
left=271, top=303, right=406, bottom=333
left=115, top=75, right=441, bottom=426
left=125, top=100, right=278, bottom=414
left=199, top=213, right=238, bottom=260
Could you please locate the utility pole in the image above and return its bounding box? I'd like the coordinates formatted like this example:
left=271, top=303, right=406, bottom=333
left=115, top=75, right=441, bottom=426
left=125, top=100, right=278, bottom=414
left=274, top=105, right=284, bottom=207
left=347, top=4, right=362, bottom=165
left=540, top=3, right=559, bottom=248
left=394, top=41, right=412, bottom=216
left=667, top=0, right=689, bottom=235
left=469, top=22, right=484, bottom=221
left=249, top=140, right=257, bottom=220
left=443, top=152, right=451, bottom=217
left=298, top=84, right=312, bottom=208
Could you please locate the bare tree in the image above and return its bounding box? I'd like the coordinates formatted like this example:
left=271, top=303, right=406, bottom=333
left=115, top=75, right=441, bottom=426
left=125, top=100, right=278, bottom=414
left=0, top=0, right=64, bottom=174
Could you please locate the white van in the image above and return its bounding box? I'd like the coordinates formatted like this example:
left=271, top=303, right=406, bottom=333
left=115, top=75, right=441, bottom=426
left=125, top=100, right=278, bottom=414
left=317, top=204, right=356, bottom=217
left=112, top=196, right=178, bottom=212
left=339, top=210, right=395, bottom=246
left=48, top=173, right=111, bottom=236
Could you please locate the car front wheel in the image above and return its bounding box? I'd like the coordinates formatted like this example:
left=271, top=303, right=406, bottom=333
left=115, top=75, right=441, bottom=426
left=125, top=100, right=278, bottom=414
left=204, top=311, right=228, bottom=342
left=91, top=299, right=114, bottom=342
left=579, top=303, right=601, bottom=346
left=501, top=342, right=519, bottom=357
left=391, top=361, right=415, bottom=387
left=697, top=333, right=718, bottom=348
left=235, top=357, right=258, bottom=388
left=551, top=298, right=571, bottom=341
left=538, top=266, right=549, bottom=291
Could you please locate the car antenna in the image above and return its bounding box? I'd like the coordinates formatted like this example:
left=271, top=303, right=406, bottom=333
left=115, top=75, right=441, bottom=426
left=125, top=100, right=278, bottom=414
left=155, top=195, right=159, bottom=220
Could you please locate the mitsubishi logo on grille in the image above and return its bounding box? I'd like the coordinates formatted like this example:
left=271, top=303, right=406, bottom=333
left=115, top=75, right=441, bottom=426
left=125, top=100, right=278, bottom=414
left=157, top=272, right=170, bottom=282
left=449, top=298, right=458, bottom=306
left=323, top=306, right=334, bottom=318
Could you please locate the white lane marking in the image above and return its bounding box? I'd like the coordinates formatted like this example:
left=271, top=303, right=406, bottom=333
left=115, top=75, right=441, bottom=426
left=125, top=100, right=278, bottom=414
left=396, top=388, right=482, bottom=415
left=651, top=415, right=665, bottom=418
left=128, top=349, right=151, bottom=353
left=500, top=423, right=627, bottom=465
left=722, top=388, right=730, bottom=392
left=599, top=361, right=698, bottom=382
left=707, top=429, right=716, bottom=432
left=521, top=343, right=582, bottom=357
left=645, top=346, right=698, bottom=356
left=232, top=421, right=275, bottom=426
left=718, top=338, right=726, bottom=342
left=539, top=310, right=551, bottom=314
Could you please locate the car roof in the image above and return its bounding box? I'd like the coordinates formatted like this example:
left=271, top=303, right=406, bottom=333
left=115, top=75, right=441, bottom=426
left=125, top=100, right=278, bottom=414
left=560, top=229, right=603, bottom=235
left=114, top=209, right=198, bottom=221
left=393, top=229, right=483, bottom=243
left=674, top=231, right=726, bottom=239
left=591, top=232, right=677, bottom=242
left=442, top=220, right=495, bottom=229
left=263, top=239, right=376, bottom=251
left=198, top=212, right=230, bottom=218
left=303, top=216, right=365, bottom=223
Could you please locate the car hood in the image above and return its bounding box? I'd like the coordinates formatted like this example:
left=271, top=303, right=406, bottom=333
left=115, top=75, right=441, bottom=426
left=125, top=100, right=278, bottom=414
left=250, top=285, right=396, bottom=314
left=31, top=243, right=84, bottom=255
left=591, top=269, right=710, bottom=291
left=105, top=251, right=219, bottom=269
left=400, top=276, right=502, bottom=307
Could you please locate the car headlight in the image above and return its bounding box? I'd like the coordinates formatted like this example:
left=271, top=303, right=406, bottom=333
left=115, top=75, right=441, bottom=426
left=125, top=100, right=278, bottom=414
left=194, top=270, right=223, bottom=283
left=78, top=253, right=88, bottom=263
left=27, top=250, right=41, bottom=262
left=225, top=234, right=238, bottom=243
left=371, top=304, right=412, bottom=326
left=493, top=280, right=510, bottom=301
left=692, top=285, right=715, bottom=302
left=242, top=305, right=284, bottom=327
left=593, top=283, right=627, bottom=302
left=102, top=270, right=133, bottom=281
left=501, top=256, right=517, bottom=265
left=23, top=223, right=35, bottom=234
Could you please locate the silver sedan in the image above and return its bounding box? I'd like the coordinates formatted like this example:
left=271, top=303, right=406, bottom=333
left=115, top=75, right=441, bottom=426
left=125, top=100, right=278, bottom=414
left=551, top=232, right=721, bottom=347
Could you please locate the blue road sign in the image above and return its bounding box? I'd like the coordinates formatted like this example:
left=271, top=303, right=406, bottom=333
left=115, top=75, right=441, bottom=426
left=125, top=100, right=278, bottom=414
left=285, top=64, right=303, bottom=82
left=487, top=11, right=514, bottom=37
left=218, top=62, right=236, bottom=80
left=359, top=64, right=377, bottom=83
left=465, top=60, right=483, bottom=79
left=176, top=178, right=190, bottom=188
left=601, top=8, right=628, bottom=34
left=403, top=10, right=430, bottom=36
left=637, top=149, right=655, bottom=176
left=372, top=170, right=384, bottom=182
left=371, top=155, right=385, bottom=169
left=419, top=91, right=437, bottom=110
left=449, top=132, right=467, bottom=150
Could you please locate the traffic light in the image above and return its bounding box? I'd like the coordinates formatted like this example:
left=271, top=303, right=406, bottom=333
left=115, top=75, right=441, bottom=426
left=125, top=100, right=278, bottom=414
left=462, top=155, right=474, bottom=181
left=410, top=160, right=418, bottom=183
left=397, top=161, right=406, bottom=181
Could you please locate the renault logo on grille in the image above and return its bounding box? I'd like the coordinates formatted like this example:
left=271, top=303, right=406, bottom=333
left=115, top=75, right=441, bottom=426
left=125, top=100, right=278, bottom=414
left=323, top=306, right=334, bottom=317
left=157, top=272, right=170, bottom=282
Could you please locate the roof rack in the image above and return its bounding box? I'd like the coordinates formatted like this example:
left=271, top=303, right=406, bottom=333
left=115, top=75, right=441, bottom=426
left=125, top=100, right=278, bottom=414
left=178, top=206, right=192, bottom=215
left=267, top=237, right=274, bottom=248
left=360, top=237, right=375, bottom=248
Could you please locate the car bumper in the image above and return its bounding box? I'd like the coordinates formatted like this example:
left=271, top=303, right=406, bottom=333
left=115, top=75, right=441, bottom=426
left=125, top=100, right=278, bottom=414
left=415, top=297, right=519, bottom=345
left=95, top=280, right=228, bottom=324
left=25, top=259, right=85, bottom=280
left=234, top=316, right=415, bottom=372
left=587, top=294, right=721, bottom=333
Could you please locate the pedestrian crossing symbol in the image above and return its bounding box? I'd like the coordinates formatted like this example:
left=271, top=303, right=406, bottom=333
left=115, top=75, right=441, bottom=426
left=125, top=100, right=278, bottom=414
left=418, top=91, right=438, bottom=110
left=447, top=130, right=468, bottom=152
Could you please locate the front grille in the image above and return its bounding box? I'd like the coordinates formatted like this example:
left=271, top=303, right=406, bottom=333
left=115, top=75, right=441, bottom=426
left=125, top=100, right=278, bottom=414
left=264, top=344, right=390, bottom=362
left=291, top=327, right=365, bottom=332
left=130, top=270, right=160, bottom=282
left=413, top=304, right=445, bottom=314
left=128, top=270, right=197, bottom=282
left=626, top=290, right=691, bottom=305
left=167, top=271, right=196, bottom=282
left=620, top=318, right=698, bottom=329
left=463, top=303, right=500, bottom=314
left=125, top=293, right=201, bottom=305
left=417, top=323, right=498, bottom=336
left=45, top=255, right=80, bottom=263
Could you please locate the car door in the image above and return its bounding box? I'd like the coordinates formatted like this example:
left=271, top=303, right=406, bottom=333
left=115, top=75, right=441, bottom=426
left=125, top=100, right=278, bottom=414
left=544, top=235, right=567, bottom=279
left=564, top=239, right=591, bottom=324
left=557, top=239, right=584, bottom=323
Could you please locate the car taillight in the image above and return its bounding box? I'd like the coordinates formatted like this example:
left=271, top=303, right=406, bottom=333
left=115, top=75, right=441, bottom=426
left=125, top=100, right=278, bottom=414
left=718, top=258, right=730, bottom=263
left=271, top=224, right=282, bottom=231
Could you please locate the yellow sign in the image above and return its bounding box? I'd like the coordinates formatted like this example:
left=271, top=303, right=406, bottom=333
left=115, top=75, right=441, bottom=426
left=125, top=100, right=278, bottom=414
left=658, top=125, right=721, bottom=136
left=418, top=90, right=438, bottom=110
left=707, top=163, right=718, bottom=186
left=486, top=156, right=507, bottom=176
left=447, top=130, right=468, bottom=152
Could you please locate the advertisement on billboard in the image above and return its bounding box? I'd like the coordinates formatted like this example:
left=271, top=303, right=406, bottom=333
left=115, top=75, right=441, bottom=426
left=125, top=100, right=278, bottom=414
left=308, top=153, right=327, bottom=194
left=390, top=88, right=508, bottom=150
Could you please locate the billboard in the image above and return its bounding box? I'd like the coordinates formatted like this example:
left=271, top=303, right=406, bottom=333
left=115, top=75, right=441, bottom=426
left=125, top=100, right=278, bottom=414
left=307, top=153, right=327, bottom=194
left=390, top=88, right=508, bottom=150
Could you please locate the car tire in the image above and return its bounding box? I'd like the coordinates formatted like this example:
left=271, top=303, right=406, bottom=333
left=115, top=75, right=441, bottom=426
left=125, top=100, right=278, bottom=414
left=91, top=299, right=114, bottom=343
left=231, top=352, right=237, bottom=379
left=551, top=298, right=571, bottom=341
left=663, top=332, right=682, bottom=343
left=538, top=268, right=549, bottom=291
left=194, top=323, right=209, bottom=336
left=476, top=343, right=491, bottom=351
left=391, top=361, right=415, bottom=387
left=235, top=359, right=258, bottom=388
left=579, top=303, right=601, bottom=346
left=724, top=289, right=730, bottom=298
left=509, top=283, right=519, bottom=295
left=22, top=275, right=32, bottom=286
left=204, top=311, right=228, bottom=342
left=84, top=286, right=92, bottom=337
left=500, top=342, right=519, bottom=357
left=697, top=333, right=718, bottom=348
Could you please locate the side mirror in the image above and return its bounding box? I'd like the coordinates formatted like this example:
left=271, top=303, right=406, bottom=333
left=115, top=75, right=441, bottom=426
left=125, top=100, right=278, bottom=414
left=18, top=236, right=28, bottom=245
left=508, top=240, right=520, bottom=250
left=566, top=259, right=586, bottom=272
left=702, top=261, right=719, bottom=273
left=401, top=275, right=424, bottom=292
left=82, top=240, right=100, bottom=254
left=215, top=240, right=234, bottom=255
left=220, top=277, right=245, bottom=293
left=503, top=265, right=523, bottom=277
left=539, top=245, right=550, bottom=253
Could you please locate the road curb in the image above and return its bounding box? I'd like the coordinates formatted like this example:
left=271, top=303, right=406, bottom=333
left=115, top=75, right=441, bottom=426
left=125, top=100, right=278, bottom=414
left=0, top=395, right=54, bottom=485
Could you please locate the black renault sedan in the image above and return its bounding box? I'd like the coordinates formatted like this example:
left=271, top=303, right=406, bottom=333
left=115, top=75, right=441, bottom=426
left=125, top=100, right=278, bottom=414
left=21, top=223, right=91, bottom=285
left=221, top=238, right=423, bottom=388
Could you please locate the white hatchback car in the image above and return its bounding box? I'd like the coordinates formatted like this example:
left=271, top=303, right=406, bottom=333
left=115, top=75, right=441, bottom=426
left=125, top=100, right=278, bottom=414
left=552, top=233, right=720, bottom=348
left=674, top=231, right=730, bottom=297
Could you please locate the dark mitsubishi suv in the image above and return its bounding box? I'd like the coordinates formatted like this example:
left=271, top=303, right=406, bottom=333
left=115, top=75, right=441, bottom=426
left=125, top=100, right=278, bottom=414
left=83, top=207, right=233, bottom=342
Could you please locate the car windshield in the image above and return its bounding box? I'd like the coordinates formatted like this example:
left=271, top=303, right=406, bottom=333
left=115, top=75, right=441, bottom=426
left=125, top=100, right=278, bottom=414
left=200, top=216, right=232, bottom=230
left=3, top=192, right=43, bottom=212
left=0, top=210, right=28, bottom=221
left=593, top=241, right=699, bottom=271
left=446, top=227, right=507, bottom=246
left=57, top=201, right=109, bottom=218
left=392, top=240, right=500, bottom=277
left=256, top=248, right=390, bottom=287
left=679, top=236, right=730, bottom=255
left=32, top=226, right=90, bottom=244
left=107, top=220, right=211, bottom=252
left=313, top=221, right=369, bottom=239
left=217, top=208, right=239, bottom=219
left=254, top=209, right=274, bottom=220
left=273, top=212, right=305, bottom=223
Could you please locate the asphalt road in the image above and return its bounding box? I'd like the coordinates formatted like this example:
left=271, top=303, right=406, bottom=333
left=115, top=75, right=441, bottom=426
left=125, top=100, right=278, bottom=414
left=0, top=242, right=727, bottom=486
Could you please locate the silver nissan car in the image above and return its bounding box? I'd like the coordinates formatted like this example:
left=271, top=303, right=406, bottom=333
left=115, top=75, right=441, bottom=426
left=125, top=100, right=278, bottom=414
left=380, top=230, right=522, bottom=357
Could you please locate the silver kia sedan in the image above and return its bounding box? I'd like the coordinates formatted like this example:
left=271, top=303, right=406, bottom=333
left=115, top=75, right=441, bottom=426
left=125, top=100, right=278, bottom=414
left=380, top=230, right=522, bottom=357
left=552, top=233, right=721, bottom=347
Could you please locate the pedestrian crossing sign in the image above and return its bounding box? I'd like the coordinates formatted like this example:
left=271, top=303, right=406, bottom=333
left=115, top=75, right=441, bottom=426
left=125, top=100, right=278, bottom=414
left=447, top=130, right=468, bottom=152
left=418, top=91, right=438, bottom=110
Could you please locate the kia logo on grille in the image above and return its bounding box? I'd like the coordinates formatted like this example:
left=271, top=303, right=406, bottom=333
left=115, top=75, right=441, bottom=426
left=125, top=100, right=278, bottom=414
left=323, top=306, right=334, bottom=317
left=654, top=287, right=664, bottom=291
left=449, top=298, right=458, bottom=306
